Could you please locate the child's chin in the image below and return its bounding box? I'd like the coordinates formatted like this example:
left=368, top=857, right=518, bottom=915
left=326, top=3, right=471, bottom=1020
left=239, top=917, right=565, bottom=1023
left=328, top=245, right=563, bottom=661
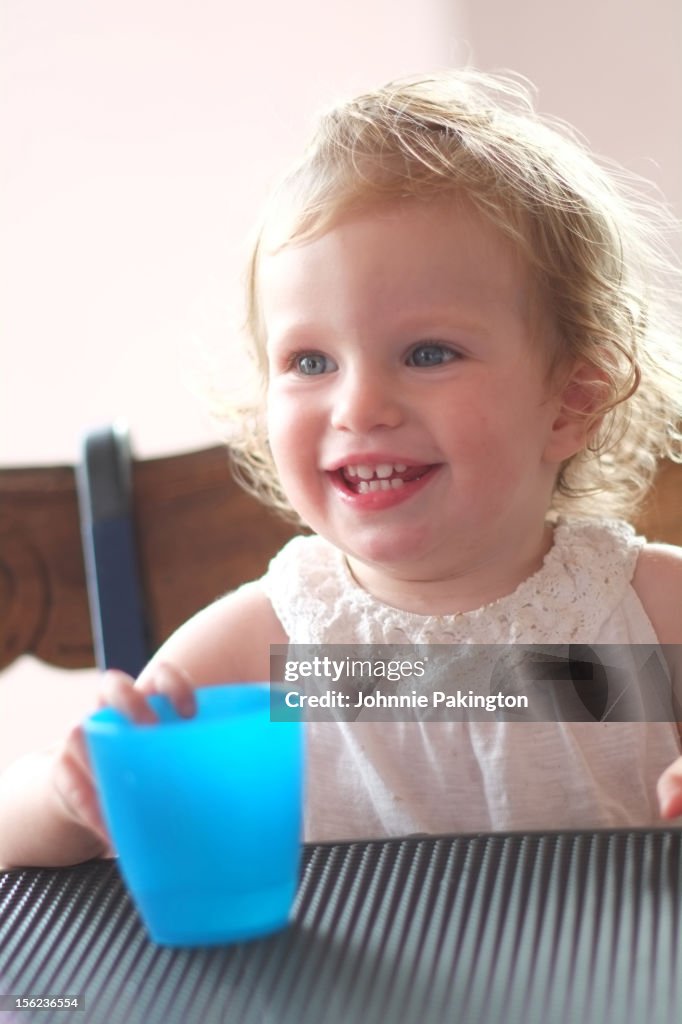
left=343, top=528, right=433, bottom=571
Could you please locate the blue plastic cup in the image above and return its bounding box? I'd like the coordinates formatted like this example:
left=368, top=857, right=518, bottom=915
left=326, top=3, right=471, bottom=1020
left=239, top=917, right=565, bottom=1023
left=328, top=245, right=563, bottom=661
left=83, top=683, right=304, bottom=947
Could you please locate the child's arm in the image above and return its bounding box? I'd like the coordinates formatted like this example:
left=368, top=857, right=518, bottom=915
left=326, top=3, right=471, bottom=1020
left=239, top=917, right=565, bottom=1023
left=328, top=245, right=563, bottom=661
left=0, top=582, right=287, bottom=869
left=633, top=543, right=682, bottom=818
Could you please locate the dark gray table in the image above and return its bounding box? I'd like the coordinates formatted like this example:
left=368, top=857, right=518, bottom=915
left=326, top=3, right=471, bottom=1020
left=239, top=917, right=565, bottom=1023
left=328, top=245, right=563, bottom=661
left=1, top=829, right=681, bottom=1024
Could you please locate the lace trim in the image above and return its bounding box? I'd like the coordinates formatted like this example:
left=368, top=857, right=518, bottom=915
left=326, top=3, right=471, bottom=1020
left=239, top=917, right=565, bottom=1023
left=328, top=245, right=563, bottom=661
left=262, top=519, right=644, bottom=645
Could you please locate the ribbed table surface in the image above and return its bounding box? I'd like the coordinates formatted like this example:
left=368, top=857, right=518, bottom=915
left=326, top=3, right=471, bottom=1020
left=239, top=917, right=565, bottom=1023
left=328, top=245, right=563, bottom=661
left=1, top=829, right=681, bottom=1024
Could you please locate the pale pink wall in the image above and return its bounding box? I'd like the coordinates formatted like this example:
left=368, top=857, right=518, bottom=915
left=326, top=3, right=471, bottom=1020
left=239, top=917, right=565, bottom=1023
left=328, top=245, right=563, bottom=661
left=0, top=1, right=454, bottom=468
left=463, top=0, right=681, bottom=245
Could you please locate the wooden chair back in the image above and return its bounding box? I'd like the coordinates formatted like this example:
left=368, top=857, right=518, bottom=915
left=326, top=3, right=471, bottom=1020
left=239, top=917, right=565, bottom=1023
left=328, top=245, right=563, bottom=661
left=1, top=428, right=680, bottom=676
left=1, top=430, right=296, bottom=674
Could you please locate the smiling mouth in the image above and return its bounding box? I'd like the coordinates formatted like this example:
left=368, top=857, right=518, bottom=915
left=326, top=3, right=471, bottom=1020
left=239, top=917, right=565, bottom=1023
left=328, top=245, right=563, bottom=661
left=336, top=462, right=435, bottom=494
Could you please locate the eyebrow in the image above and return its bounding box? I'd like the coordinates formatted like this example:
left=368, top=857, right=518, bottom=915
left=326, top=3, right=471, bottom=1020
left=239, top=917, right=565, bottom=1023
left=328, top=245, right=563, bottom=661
left=266, top=308, right=493, bottom=339
left=389, top=310, right=492, bottom=339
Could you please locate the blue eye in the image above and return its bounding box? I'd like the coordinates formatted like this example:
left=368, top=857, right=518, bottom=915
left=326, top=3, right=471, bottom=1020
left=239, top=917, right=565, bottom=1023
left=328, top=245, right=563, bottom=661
left=407, top=344, right=457, bottom=368
left=295, top=353, right=336, bottom=376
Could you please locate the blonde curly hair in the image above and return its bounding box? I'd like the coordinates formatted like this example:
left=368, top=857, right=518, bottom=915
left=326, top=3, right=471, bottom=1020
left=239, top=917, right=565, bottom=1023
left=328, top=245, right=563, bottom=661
left=220, top=69, right=682, bottom=526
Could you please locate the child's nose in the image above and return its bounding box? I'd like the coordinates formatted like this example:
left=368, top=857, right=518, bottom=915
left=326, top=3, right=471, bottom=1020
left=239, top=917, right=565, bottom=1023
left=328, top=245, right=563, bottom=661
left=330, top=370, right=403, bottom=433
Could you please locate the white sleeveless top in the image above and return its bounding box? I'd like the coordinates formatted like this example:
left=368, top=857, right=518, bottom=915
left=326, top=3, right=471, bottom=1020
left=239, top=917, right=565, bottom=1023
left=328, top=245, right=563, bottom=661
left=260, top=519, right=681, bottom=839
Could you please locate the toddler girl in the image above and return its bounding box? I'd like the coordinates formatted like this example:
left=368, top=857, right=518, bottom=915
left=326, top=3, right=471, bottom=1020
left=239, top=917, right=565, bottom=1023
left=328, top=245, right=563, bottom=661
left=1, top=69, right=682, bottom=866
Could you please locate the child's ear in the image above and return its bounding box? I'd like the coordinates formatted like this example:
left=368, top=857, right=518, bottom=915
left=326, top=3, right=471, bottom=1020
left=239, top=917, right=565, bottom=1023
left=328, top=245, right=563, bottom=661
left=544, top=361, right=609, bottom=463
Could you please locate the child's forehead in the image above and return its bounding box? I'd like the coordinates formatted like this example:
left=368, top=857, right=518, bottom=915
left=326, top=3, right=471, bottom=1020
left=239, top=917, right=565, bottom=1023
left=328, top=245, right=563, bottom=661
left=260, top=195, right=534, bottom=302
left=258, top=195, right=553, bottom=345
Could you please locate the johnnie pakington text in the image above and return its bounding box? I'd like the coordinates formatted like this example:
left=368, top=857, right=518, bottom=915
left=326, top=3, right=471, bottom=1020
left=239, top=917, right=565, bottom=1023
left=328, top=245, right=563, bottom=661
left=284, top=687, right=527, bottom=712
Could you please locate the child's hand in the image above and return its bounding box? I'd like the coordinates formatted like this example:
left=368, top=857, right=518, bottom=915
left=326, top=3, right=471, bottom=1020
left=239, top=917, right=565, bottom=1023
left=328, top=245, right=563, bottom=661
left=657, top=755, right=682, bottom=820
left=50, top=663, right=197, bottom=848
left=51, top=719, right=111, bottom=847
left=102, top=662, right=198, bottom=723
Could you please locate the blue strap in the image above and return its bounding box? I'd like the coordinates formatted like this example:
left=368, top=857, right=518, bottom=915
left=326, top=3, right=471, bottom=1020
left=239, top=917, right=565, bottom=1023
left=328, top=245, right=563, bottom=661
left=76, top=424, right=150, bottom=676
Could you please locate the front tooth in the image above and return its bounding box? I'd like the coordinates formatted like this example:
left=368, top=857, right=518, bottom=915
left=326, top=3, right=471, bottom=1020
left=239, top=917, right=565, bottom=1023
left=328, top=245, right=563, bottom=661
left=357, top=477, right=404, bottom=494
left=375, top=463, right=393, bottom=479
left=356, top=465, right=374, bottom=480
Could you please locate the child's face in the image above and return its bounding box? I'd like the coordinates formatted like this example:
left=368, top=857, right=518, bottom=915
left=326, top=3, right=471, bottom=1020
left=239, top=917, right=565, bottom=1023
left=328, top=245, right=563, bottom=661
left=262, top=198, right=574, bottom=582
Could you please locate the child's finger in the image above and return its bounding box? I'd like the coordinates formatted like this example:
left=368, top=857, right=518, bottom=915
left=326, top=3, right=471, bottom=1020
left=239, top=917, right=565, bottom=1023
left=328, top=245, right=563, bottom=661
left=52, top=741, right=110, bottom=842
left=99, top=669, right=159, bottom=724
left=95, top=669, right=136, bottom=708
left=137, top=661, right=197, bottom=719
left=657, top=756, right=682, bottom=819
left=62, top=723, right=91, bottom=775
